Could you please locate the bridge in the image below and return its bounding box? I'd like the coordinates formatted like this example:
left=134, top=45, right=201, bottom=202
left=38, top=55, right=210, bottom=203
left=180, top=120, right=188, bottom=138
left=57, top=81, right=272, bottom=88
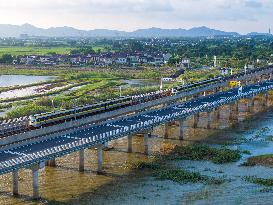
left=0, top=68, right=273, bottom=199
left=1, top=67, right=272, bottom=148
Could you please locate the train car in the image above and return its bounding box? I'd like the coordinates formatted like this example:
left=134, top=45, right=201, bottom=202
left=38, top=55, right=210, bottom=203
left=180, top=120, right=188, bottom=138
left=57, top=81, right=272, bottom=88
left=29, top=96, right=133, bottom=128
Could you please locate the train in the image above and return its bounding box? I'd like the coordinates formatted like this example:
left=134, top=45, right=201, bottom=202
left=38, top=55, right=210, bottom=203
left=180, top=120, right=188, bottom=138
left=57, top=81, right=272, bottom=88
left=26, top=66, right=271, bottom=129
left=28, top=77, right=224, bottom=128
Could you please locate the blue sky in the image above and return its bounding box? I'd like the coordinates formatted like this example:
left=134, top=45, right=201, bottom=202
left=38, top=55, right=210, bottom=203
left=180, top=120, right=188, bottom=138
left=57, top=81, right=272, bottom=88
left=0, top=0, right=272, bottom=34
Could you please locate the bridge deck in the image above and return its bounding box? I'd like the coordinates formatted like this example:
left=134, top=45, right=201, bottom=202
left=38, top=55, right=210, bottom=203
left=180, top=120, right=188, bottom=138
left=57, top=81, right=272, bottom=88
left=0, top=79, right=273, bottom=175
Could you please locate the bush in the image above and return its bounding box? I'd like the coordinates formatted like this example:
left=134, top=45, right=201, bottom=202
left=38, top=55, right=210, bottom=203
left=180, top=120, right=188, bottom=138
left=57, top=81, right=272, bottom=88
left=169, top=144, right=241, bottom=164
left=156, top=169, right=204, bottom=183
left=245, top=176, right=273, bottom=187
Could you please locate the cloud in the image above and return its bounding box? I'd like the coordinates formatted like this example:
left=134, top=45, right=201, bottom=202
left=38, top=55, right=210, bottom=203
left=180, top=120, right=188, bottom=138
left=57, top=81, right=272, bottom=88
left=0, top=0, right=272, bottom=33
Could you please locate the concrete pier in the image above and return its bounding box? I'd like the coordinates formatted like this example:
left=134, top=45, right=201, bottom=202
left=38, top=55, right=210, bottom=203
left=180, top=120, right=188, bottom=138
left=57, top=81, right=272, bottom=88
left=164, top=123, right=171, bottom=139
left=12, top=171, right=19, bottom=196
left=32, top=165, right=39, bottom=199
left=207, top=112, right=214, bottom=129
left=193, top=113, right=199, bottom=128
left=238, top=100, right=250, bottom=122
left=97, top=144, right=103, bottom=174
left=127, top=135, right=133, bottom=153
left=218, top=105, right=231, bottom=129
left=79, top=149, right=85, bottom=172
left=46, top=159, right=56, bottom=167
left=144, top=133, right=149, bottom=155
left=179, top=120, right=184, bottom=140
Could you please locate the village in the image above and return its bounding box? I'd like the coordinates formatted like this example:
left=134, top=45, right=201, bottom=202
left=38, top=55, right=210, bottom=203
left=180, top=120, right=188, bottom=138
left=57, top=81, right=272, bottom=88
left=12, top=52, right=173, bottom=68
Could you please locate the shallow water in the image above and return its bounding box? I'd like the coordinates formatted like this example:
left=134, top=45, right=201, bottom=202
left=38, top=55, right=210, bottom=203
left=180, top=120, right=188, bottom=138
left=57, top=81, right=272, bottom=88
left=0, top=84, right=70, bottom=100
left=0, top=75, right=56, bottom=87
left=0, top=106, right=272, bottom=204
left=122, top=79, right=160, bottom=88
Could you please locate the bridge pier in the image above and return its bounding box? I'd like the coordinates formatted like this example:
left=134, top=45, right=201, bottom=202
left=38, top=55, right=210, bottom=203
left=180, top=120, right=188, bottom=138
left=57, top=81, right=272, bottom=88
left=262, top=93, right=269, bottom=108
left=207, top=112, right=214, bottom=129
left=46, top=159, right=56, bottom=167
left=229, top=102, right=239, bottom=122
left=178, top=120, right=184, bottom=140
left=218, top=105, right=231, bottom=129
left=97, top=144, right=103, bottom=174
left=32, top=164, right=40, bottom=200
left=12, top=171, right=19, bottom=196
left=238, top=100, right=250, bottom=122
left=247, top=99, right=255, bottom=113
left=144, top=133, right=149, bottom=155
left=164, top=122, right=171, bottom=139
left=79, top=149, right=85, bottom=172
left=193, top=113, right=199, bottom=128
left=127, top=135, right=133, bottom=153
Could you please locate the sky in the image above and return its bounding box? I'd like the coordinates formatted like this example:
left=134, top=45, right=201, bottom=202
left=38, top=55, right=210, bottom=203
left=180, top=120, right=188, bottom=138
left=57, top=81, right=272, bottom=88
left=0, top=0, right=272, bottom=34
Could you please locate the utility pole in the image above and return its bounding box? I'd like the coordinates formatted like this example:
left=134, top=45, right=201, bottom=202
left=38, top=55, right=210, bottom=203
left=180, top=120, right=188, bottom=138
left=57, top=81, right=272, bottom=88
left=214, top=56, right=217, bottom=68
left=160, top=78, right=163, bottom=91
left=119, top=86, right=122, bottom=97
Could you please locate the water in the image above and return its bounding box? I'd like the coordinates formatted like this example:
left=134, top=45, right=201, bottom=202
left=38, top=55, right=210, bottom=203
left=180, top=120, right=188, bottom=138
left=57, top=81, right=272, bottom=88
left=122, top=79, right=160, bottom=88
left=0, top=105, right=272, bottom=204
left=0, top=75, right=56, bottom=87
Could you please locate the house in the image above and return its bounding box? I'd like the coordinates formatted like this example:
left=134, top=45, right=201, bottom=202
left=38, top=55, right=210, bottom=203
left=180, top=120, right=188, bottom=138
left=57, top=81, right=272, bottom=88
left=180, top=59, right=190, bottom=69
left=220, top=68, right=231, bottom=75
left=149, top=54, right=164, bottom=67
left=26, top=56, right=37, bottom=65
left=115, top=54, right=128, bottom=64
left=99, top=54, right=113, bottom=66
left=138, top=55, right=148, bottom=64
left=128, top=55, right=140, bottom=67
left=69, top=55, right=88, bottom=65
left=163, top=53, right=172, bottom=63
left=257, top=58, right=268, bottom=64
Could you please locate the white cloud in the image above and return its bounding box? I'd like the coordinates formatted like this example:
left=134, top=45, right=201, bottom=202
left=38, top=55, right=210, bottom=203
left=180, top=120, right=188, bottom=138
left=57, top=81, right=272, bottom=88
left=0, top=0, right=272, bottom=33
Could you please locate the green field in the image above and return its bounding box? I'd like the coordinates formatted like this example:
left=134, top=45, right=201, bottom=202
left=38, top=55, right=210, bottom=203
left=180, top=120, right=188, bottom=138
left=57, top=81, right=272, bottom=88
left=0, top=46, right=72, bottom=56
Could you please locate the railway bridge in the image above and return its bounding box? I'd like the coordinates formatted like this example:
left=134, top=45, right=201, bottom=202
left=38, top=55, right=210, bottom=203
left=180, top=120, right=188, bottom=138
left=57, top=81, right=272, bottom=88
left=0, top=68, right=273, bottom=199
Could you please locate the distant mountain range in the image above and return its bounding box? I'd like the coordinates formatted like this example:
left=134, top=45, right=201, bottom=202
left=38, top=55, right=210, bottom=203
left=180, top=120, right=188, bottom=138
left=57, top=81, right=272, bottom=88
left=0, top=23, right=271, bottom=38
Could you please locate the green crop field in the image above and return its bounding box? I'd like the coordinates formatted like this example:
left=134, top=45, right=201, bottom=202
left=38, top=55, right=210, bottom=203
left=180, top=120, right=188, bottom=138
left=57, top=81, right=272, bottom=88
left=0, top=46, right=72, bottom=56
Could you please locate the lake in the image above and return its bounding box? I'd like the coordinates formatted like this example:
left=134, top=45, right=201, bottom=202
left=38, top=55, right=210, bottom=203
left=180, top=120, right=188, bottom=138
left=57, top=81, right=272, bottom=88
left=0, top=75, right=56, bottom=87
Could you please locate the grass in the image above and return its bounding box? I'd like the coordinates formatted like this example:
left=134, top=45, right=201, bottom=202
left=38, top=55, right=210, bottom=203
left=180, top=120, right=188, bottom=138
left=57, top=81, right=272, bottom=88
left=245, top=176, right=273, bottom=187
left=166, top=144, right=241, bottom=164
left=0, top=46, right=72, bottom=56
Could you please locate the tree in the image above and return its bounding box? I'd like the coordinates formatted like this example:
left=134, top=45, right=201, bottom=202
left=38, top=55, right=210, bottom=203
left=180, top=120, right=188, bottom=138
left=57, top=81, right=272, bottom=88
left=0, top=54, right=13, bottom=64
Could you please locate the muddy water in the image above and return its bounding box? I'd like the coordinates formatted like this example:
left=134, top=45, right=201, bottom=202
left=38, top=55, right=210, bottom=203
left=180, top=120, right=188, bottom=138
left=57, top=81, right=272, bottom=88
left=0, top=100, right=272, bottom=205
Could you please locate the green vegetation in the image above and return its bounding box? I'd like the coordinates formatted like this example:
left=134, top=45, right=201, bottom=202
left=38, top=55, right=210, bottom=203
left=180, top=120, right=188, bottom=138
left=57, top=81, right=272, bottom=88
left=134, top=161, right=226, bottom=185
left=0, top=65, right=171, bottom=118
left=166, top=144, right=241, bottom=164
left=133, top=144, right=240, bottom=185
left=178, top=69, right=221, bottom=83
left=0, top=46, right=72, bottom=56
left=156, top=169, right=204, bottom=184
left=245, top=176, right=273, bottom=187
